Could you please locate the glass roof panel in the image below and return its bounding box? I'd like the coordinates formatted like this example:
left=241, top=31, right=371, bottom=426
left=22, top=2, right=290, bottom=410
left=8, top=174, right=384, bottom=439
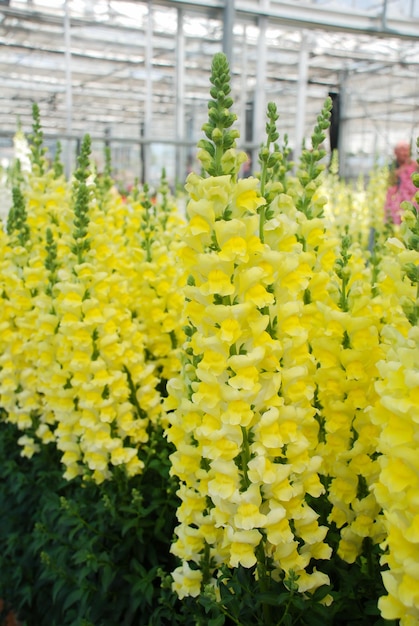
left=0, top=0, right=418, bottom=182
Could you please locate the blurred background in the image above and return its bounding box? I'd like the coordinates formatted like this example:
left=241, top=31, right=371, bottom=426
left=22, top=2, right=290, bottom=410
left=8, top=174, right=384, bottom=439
left=0, top=0, right=418, bottom=186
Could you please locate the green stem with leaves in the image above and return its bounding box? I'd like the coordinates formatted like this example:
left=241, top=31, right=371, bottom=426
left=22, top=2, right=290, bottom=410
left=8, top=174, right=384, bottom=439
left=296, top=97, right=332, bottom=219
left=258, top=102, right=281, bottom=243
left=71, top=135, right=92, bottom=265
left=256, top=541, right=273, bottom=625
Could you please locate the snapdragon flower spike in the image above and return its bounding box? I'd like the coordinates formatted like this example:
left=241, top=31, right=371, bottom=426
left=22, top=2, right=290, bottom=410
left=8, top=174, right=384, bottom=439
left=167, top=55, right=333, bottom=603
left=296, top=97, right=332, bottom=220
left=28, top=103, right=48, bottom=177
left=124, top=177, right=187, bottom=385
left=312, top=232, right=385, bottom=563
left=398, top=148, right=419, bottom=325
left=197, top=52, right=243, bottom=178
left=370, top=326, right=419, bottom=625
left=272, top=133, right=294, bottom=194
left=0, top=225, right=43, bottom=457
left=53, top=141, right=64, bottom=179
left=259, top=120, right=336, bottom=593
left=1, top=110, right=81, bottom=456
left=257, top=102, right=283, bottom=243
left=46, top=160, right=164, bottom=482
left=71, top=135, right=92, bottom=264
left=369, top=139, right=419, bottom=625
left=7, top=186, right=30, bottom=248
left=0, top=128, right=63, bottom=454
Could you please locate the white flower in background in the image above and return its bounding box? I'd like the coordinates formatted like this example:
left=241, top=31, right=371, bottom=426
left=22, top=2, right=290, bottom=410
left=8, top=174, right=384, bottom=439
left=13, top=129, right=32, bottom=173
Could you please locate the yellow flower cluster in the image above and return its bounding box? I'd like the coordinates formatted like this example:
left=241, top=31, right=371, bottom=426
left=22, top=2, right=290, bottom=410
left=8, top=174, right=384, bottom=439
left=166, top=171, right=332, bottom=598
left=312, top=240, right=386, bottom=562
left=369, top=192, right=419, bottom=624
left=2, top=91, right=418, bottom=622
left=166, top=129, right=417, bottom=612
left=371, top=325, right=419, bottom=625
left=0, top=148, right=185, bottom=483
left=123, top=180, right=186, bottom=383
left=267, top=172, right=386, bottom=566
left=321, top=156, right=389, bottom=247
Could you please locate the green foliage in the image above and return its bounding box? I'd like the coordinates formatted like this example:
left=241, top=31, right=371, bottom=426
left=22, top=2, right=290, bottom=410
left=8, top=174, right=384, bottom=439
left=0, top=416, right=66, bottom=625
left=0, top=418, right=180, bottom=626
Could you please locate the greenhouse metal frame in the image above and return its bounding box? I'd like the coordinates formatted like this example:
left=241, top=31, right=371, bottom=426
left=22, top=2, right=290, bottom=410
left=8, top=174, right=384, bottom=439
left=0, top=0, right=418, bottom=184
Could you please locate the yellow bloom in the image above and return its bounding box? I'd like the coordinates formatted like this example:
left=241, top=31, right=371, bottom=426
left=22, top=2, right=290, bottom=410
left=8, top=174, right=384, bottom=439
left=17, top=435, right=40, bottom=458
left=110, top=447, right=138, bottom=466
left=171, top=562, right=202, bottom=599
left=234, top=179, right=265, bottom=210
left=338, top=527, right=363, bottom=564
left=228, top=365, right=260, bottom=391
left=220, top=399, right=254, bottom=427
left=380, top=457, right=418, bottom=493
left=199, top=269, right=234, bottom=297
left=192, top=380, right=223, bottom=411
left=207, top=459, right=240, bottom=500
left=172, top=525, right=205, bottom=560
left=218, top=318, right=242, bottom=345
left=197, top=350, right=228, bottom=377
left=233, top=485, right=267, bottom=530
left=265, top=511, right=294, bottom=545
left=227, top=527, right=262, bottom=568
left=244, top=283, right=275, bottom=308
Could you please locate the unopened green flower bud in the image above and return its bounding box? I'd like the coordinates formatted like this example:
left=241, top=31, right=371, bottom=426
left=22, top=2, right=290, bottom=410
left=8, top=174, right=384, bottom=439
left=409, top=235, right=419, bottom=251
left=403, top=263, right=419, bottom=283
left=259, top=146, right=270, bottom=162
left=208, top=107, right=219, bottom=122
left=267, top=153, right=281, bottom=168
left=197, top=148, right=213, bottom=169
left=221, top=148, right=238, bottom=174
left=202, top=123, right=214, bottom=139
left=197, top=139, right=215, bottom=157
left=211, top=127, right=223, bottom=143
left=268, top=181, right=284, bottom=194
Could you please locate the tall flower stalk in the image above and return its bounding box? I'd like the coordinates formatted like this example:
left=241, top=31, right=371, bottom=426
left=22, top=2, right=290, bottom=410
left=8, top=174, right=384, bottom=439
left=369, top=141, right=419, bottom=624
left=166, top=53, right=332, bottom=611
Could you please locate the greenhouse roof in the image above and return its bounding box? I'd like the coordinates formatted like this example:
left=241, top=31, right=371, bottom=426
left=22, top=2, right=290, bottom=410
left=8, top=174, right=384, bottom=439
left=0, top=0, right=419, bottom=181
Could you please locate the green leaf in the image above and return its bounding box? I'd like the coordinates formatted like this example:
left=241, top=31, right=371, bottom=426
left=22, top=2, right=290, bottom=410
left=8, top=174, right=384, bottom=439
left=208, top=616, right=225, bottom=626
left=63, top=587, right=85, bottom=613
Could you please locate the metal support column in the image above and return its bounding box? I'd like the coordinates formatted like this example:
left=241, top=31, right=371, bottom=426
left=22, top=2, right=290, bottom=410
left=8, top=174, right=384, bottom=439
left=239, top=24, right=248, bottom=148
left=64, top=0, right=73, bottom=178
left=143, top=0, right=154, bottom=183
left=294, top=30, right=309, bottom=162
left=223, top=0, right=235, bottom=66
left=253, top=0, right=268, bottom=156
left=338, top=69, right=349, bottom=178
left=176, top=8, right=185, bottom=184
